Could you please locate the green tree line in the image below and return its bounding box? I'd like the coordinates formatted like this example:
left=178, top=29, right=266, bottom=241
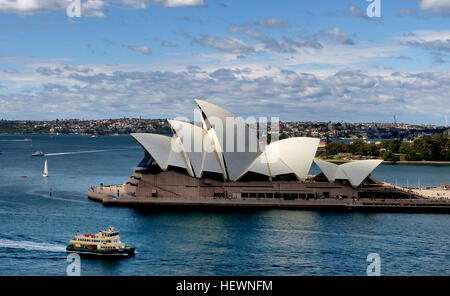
left=320, top=133, right=450, bottom=161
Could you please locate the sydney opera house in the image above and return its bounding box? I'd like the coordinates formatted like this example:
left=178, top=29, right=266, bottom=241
left=114, top=99, right=389, bottom=201
left=87, top=99, right=450, bottom=212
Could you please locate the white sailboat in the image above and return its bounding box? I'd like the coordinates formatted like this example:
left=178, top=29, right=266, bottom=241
left=43, top=159, right=49, bottom=178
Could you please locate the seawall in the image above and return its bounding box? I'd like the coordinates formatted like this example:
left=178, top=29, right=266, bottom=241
left=88, top=186, right=450, bottom=213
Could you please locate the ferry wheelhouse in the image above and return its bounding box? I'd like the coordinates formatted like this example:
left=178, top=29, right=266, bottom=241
left=66, top=227, right=135, bottom=256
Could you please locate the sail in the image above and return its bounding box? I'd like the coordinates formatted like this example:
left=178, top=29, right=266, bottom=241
left=43, top=160, right=48, bottom=177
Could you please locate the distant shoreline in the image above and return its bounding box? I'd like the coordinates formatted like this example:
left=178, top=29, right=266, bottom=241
left=1, top=133, right=448, bottom=165
left=322, top=159, right=450, bottom=165
left=0, top=133, right=135, bottom=136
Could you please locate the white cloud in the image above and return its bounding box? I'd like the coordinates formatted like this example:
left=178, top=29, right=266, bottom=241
left=228, top=26, right=323, bottom=54
left=2, top=60, right=450, bottom=124
left=349, top=4, right=383, bottom=23
left=321, top=27, right=355, bottom=45
left=119, top=0, right=148, bottom=9
left=398, top=30, right=450, bottom=52
left=193, top=36, right=257, bottom=54
left=0, top=0, right=206, bottom=17
left=0, top=0, right=67, bottom=15
left=257, top=18, right=286, bottom=28
left=128, top=45, right=152, bottom=55
left=81, top=0, right=106, bottom=18
left=161, top=41, right=178, bottom=47
left=419, top=0, right=450, bottom=16
left=0, top=0, right=107, bottom=17
left=162, top=0, right=206, bottom=7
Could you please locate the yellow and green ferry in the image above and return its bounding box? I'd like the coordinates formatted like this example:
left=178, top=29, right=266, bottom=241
left=66, top=227, right=135, bottom=256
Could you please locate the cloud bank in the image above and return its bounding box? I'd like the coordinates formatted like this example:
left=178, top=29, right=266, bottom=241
left=1, top=62, right=449, bottom=124
left=0, top=0, right=207, bottom=17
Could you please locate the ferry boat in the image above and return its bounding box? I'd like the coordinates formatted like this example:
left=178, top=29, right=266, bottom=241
left=66, top=227, right=135, bottom=256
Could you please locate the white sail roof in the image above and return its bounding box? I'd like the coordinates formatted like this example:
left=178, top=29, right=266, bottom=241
left=168, top=120, right=204, bottom=177
left=274, top=137, right=320, bottom=180
left=249, top=151, right=271, bottom=176
left=314, top=159, right=383, bottom=187
left=267, top=155, right=293, bottom=176
left=168, top=120, right=225, bottom=178
left=335, top=166, right=349, bottom=180
left=131, top=133, right=172, bottom=170
left=195, top=99, right=261, bottom=181
left=249, top=137, right=319, bottom=179
left=169, top=136, right=195, bottom=177
left=132, top=100, right=346, bottom=184
left=204, top=129, right=227, bottom=177
left=249, top=150, right=293, bottom=177
left=314, top=159, right=339, bottom=182
left=131, top=133, right=194, bottom=176
left=339, top=159, right=383, bottom=187
left=168, top=143, right=186, bottom=168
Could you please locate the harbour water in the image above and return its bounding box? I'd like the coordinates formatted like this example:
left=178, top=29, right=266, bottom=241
left=0, top=134, right=449, bottom=275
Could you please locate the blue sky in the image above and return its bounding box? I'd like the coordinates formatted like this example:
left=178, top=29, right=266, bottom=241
left=0, top=0, right=449, bottom=124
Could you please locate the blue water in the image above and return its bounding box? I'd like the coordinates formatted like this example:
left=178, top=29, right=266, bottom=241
left=0, top=134, right=449, bottom=275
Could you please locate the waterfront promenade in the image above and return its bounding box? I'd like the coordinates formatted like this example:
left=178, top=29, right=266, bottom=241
left=88, top=185, right=450, bottom=213
left=408, top=187, right=450, bottom=200
left=382, top=182, right=450, bottom=200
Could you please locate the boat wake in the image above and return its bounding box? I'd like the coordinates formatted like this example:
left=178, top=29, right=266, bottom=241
left=0, top=238, right=66, bottom=252
left=44, top=148, right=134, bottom=156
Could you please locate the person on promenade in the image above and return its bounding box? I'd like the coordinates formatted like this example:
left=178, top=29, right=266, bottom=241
left=117, top=189, right=120, bottom=199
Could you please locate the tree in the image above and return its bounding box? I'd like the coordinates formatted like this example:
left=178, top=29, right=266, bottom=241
left=388, top=139, right=401, bottom=153
left=382, top=151, right=400, bottom=161
left=399, top=142, right=411, bottom=154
